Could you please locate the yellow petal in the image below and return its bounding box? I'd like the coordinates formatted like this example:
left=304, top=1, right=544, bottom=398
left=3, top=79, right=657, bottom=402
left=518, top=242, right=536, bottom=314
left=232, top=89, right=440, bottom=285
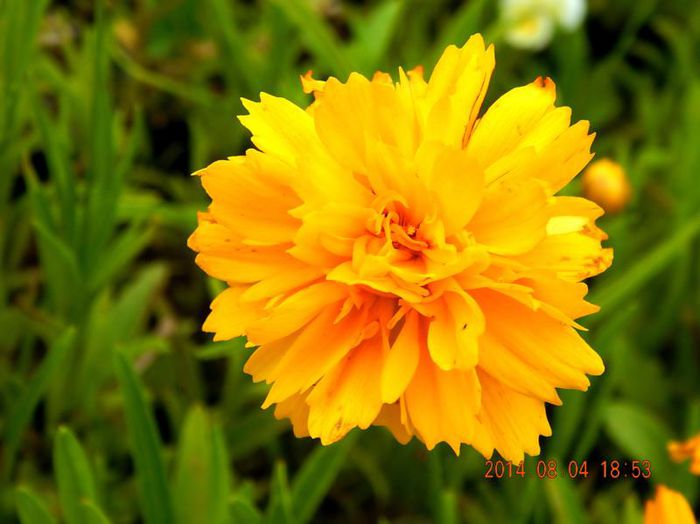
left=426, top=292, right=483, bottom=371
left=373, top=402, right=413, bottom=444
left=478, top=333, right=561, bottom=405
left=466, top=77, right=558, bottom=173
left=416, top=142, right=484, bottom=237
left=644, top=486, right=697, bottom=524
left=423, top=35, right=495, bottom=147
left=203, top=287, right=265, bottom=341
left=273, top=391, right=311, bottom=438
left=469, top=176, right=549, bottom=255
left=306, top=338, right=385, bottom=444
left=404, top=344, right=480, bottom=453
left=472, top=369, right=552, bottom=463
left=381, top=310, right=421, bottom=403
left=240, top=94, right=370, bottom=208
left=262, top=305, right=371, bottom=407
left=475, top=289, right=604, bottom=390
left=246, top=282, right=347, bottom=345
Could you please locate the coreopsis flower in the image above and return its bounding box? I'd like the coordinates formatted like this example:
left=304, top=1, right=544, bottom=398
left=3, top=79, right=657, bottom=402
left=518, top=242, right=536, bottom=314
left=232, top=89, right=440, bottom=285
left=644, top=486, right=697, bottom=524
left=500, top=0, right=586, bottom=51
left=669, top=433, right=700, bottom=475
left=582, top=158, right=631, bottom=214
left=189, top=34, right=612, bottom=461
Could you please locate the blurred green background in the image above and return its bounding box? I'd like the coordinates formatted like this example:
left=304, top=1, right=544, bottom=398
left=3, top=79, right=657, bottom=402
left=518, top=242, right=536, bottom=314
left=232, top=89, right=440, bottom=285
left=1, top=0, right=700, bottom=522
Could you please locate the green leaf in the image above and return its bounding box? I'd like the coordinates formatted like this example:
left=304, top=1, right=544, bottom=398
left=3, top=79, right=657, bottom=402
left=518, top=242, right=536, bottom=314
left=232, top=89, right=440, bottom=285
left=33, top=218, right=84, bottom=318
left=590, top=214, right=700, bottom=318
left=603, top=402, right=674, bottom=482
left=195, top=337, right=247, bottom=360
left=3, top=328, right=75, bottom=479
left=230, top=496, right=262, bottom=524
left=290, top=431, right=357, bottom=524
left=54, top=426, right=98, bottom=524
left=174, top=405, right=230, bottom=524
left=208, top=0, right=261, bottom=92
left=15, top=487, right=58, bottom=524
left=30, top=87, right=77, bottom=242
left=267, top=461, right=294, bottom=524
left=429, top=0, right=489, bottom=64
left=87, top=222, right=155, bottom=295
left=227, top=411, right=288, bottom=459
left=0, top=0, right=50, bottom=208
left=544, top=476, right=587, bottom=524
left=437, top=489, right=459, bottom=524
left=270, top=0, right=354, bottom=77
left=349, top=0, right=403, bottom=73
left=79, top=501, right=112, bottom=524
left=102, top=264, right=167, bottom=345
left=114, top=352, right=175, bottom=524
left=82, top=1, right=120, bottom=273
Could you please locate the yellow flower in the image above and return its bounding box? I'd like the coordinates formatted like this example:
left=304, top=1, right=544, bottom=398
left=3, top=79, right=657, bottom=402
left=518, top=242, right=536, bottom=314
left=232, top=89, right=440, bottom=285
left=644, top=485, right=697, bottom=524
left=669, top=433, right=700, bottom=475
left=189, top=35, right=612, bottom=461
left=582, top=158, right=631, bottom=214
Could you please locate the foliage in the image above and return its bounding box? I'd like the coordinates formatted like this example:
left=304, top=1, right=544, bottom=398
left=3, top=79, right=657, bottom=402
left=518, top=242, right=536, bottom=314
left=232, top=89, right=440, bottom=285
left=1, top=0, right=699, bottom=522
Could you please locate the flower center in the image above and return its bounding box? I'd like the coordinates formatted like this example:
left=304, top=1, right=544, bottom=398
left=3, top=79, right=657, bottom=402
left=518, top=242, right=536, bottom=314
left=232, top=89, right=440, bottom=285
left=369, top=194, right=428, bottom=256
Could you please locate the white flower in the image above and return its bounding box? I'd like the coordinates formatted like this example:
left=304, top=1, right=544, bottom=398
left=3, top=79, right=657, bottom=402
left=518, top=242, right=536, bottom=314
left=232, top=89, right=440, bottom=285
left=500, top=0, right=587, bottom=51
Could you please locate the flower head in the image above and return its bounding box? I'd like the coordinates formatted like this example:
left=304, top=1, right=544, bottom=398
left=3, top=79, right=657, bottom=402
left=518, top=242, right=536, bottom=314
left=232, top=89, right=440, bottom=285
left=644, top=485, right=697, bottom=524
left=500, top=0, right=586, bottom=51
left=189, top=34, right=611, bottom=461
left=669, top=433, right=700, bottom=475
left=582, top=158, right=631, bottom=214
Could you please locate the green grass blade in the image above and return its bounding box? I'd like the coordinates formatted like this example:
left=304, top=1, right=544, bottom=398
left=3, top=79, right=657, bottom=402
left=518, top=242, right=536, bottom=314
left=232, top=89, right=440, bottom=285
left=428, top=0, right=489, bottom=64
left=33, top=219, right=84, bottom=318
left=267, top=461, right=294, bottom=524
left=590, top=214, right=700, bottom=316
left=290, top=431, right=358, bottom=524
left=195, top=337, right=247, bottom=360
left=30, top=86, right=76, bottom=242
left=0, top=0, right=50, bottom=208
left=102, top=264, right=167, bottom=345
left=603, top=402, right=674, bottom=483
left=79, top=502, right=112, bottom=524
left=270, top=0, right=355, bottom=78
left=543, top=476, right=587, bottom=524
left=2, top=328, right=76, bottom=479
left=15, top=487, right=58, bottom=524
left=174, top=405, right=230, bottom=524
left=436, top=489, right=459, bottom=524
left=54, top=426, right=98, bottom=524
left=230, top=496, right=262, bottom=524
left=208, top=0, right=260, bottom=93
left=82, top=1, right=119, bottom=273
left=348, top=0, right=403, bottom=74
left=114, top=352, right=175, bottom=524
left=87, top=224, right=156, bottom=294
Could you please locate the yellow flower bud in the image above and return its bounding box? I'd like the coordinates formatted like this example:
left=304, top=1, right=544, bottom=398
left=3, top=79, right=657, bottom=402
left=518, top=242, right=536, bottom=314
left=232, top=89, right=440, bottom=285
left=582, top=159, right=631, bottom=214
left=113, top=19, right=139, bottom=52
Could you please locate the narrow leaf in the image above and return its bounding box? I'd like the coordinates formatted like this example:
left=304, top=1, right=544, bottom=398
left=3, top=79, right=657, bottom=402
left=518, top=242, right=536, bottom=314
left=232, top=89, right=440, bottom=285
left=79, top=501, right=112, bottom=524
left=290, top=431, right=357, bottom=524
left=230, top=496, right=262, bottom=524
left=267, top=461, right=294, bottom=524
left=174, top=405, right=230, bottom=524
left=114, top=352, right=175, bottom=524
left=270, top=0, right=354, bottom=77
left=590, top=214, right=700, bottom=317
left=603, top=402, right=674, bottom=482
left=54, top=426, right=98, bottom=524
left=3, top=328, right=75, bottom=478
left=15, top=487, right=58, bottom=524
